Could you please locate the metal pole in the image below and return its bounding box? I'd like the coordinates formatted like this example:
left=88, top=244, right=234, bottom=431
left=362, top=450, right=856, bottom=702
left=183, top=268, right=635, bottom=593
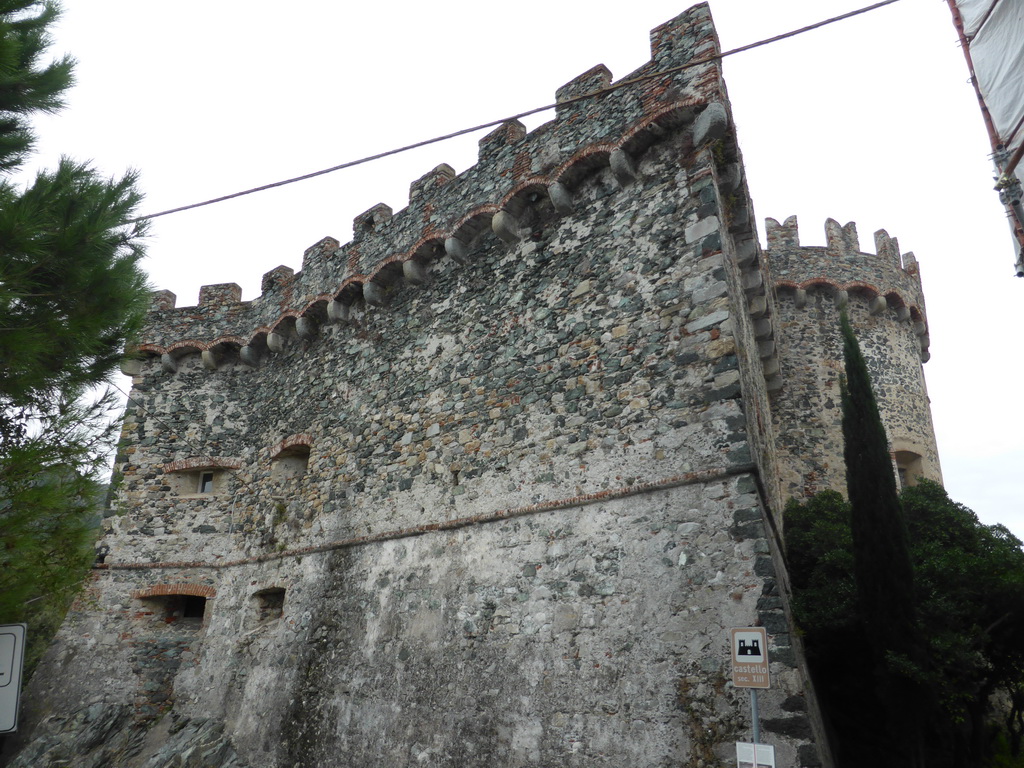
left=751, top=688, right=760, bottom=744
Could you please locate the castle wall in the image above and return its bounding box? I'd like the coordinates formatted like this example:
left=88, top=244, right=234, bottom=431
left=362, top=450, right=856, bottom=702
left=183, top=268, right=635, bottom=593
left=3, top=7, right=852, bottom=768
left=11, top=127, right=817, bottom=767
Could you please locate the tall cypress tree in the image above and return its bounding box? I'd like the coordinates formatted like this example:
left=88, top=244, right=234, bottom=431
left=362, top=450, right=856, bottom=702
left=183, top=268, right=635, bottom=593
left=0, top=0, right=149, bottom=672
left=840, top=311, right=922, bottom=765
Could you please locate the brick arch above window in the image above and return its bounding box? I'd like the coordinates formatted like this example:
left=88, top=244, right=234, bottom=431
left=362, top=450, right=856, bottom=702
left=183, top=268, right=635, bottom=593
left=270, top=434, right=313, bottom=481
left=132, top=583, right=217, bottom=599
left=164, top=457, right=243, bottom=473
left=270, top=434, right=314, bottom=460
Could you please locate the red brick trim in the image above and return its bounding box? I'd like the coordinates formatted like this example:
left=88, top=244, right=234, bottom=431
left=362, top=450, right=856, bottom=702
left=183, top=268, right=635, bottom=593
left=132, top=583, right=216, bottom=599
left=165, top=457, right=243, bottom=473
left=165, top=341, right=206, bottom=354
left=271, top=434, right=314, bottom=460
left=449, top=204, right=503, bottom=238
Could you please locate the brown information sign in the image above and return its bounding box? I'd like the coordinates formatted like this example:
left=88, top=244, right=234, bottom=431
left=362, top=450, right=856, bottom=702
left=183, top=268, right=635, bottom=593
left=730, top=627, right=769, bottom=689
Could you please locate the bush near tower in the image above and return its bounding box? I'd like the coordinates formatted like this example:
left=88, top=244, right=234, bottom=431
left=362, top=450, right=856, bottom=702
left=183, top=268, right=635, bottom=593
left=0, top=0, right=149, bottom=673
left=785, top=316, right=1024, bottom=768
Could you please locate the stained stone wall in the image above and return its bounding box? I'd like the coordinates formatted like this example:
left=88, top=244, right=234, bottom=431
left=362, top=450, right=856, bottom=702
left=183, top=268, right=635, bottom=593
left=0, top=4, right=954, bottom=768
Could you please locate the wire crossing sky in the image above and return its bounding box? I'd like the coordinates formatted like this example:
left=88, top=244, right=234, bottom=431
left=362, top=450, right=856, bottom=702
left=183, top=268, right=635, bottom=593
left=128, top=0, right=903, bottom=224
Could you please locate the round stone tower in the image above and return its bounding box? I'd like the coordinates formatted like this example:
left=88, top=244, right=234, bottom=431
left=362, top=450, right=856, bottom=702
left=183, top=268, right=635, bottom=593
left=766, top=215, right=941, bottom=500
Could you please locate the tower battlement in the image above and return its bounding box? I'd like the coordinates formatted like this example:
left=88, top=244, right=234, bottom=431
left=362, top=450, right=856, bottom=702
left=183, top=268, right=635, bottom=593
left=767, top=215, right=929, bottom=360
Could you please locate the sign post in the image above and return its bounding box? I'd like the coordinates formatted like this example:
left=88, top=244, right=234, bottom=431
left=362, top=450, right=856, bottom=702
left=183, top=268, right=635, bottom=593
left=0, top=623, right=27, bottom=734
left=730, top=627, right=770, bottom=760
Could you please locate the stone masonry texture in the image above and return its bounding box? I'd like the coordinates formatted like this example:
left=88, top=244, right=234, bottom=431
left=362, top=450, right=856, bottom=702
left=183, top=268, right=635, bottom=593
left=2, top=5, right=940, bottom=768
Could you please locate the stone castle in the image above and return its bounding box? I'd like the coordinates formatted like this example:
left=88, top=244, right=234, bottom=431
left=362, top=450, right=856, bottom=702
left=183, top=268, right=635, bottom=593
left=4, top=5, right=940, bottom=767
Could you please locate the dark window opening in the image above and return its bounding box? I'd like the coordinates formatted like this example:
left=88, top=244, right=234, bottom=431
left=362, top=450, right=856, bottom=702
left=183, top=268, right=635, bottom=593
left=253, top=588, right=286, bottom=623
left=182, top=595, right=207, bottom=619
left=168, top=467, right=226, bottom=496
left=139, top=594, right=208, bottom=625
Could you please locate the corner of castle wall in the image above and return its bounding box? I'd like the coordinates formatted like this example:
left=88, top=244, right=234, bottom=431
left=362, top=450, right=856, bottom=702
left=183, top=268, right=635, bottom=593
left=650, top=3, right=717, bottom=64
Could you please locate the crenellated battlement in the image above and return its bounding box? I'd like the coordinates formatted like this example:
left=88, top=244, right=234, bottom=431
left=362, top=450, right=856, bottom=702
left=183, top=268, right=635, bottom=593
left=131, top=4, right=737, bottom=367
left=767, top=215, right=920, bottom=272
left=766, top=214, right=929, bottom=359
left=767, top=215, right=924, bottom=293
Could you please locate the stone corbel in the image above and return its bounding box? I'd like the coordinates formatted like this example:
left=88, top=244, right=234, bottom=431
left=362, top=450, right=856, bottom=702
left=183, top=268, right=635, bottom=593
left=240, top=345, right=260, bottom=367
left=445, top=237, right=470, bottom=265
left=363, top=281, right=386, bottom=306
left=327, top=300, right=350, bottom=322
left=548, top=182, right=575, bottom=215
left=609, top=149, right=637, bottom=188
left=491, top=210, right=521, bottom=244
left=403, top=259, right=428, bottom=285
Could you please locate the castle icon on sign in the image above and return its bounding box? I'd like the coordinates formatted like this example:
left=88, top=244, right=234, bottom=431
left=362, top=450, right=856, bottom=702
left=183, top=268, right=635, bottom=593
left=737, top=638, right=762, bottom=658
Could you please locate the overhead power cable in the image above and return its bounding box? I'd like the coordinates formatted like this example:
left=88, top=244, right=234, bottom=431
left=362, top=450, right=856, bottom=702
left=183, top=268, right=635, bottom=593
left=129, top=0, right=902, bottom=224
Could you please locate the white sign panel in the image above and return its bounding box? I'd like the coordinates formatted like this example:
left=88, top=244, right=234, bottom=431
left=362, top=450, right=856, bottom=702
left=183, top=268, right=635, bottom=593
left=0, top=623, right=27, bottom=733
left=736, top=741, right=776, bottom=768
left=730, top=627, right=769, bottom=689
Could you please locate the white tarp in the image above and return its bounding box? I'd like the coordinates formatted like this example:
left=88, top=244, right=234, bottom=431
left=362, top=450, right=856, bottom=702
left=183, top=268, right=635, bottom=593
left=955, top=0, right=1024, bottom=156
left=953, top=0, right=1024, bottom=273
left=957, top=0, right=1000, bottom=35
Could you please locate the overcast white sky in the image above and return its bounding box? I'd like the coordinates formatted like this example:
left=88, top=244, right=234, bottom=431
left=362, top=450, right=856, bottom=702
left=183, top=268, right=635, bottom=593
left=20, top=0, right=1024, bottom=538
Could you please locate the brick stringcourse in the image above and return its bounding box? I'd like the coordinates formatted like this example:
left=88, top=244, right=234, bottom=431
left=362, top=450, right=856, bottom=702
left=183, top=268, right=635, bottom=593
left=96, top=464, right=759, bottom=571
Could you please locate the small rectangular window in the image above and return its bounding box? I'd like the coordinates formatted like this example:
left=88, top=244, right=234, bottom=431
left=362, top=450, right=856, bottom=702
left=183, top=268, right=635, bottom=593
left=198, top=471, right=215, bottom=494
left=253, top=588, right=286, bottom=623
left=271, top=445, right=311, bottom=482
left=894, top=451, right=923, bottom=489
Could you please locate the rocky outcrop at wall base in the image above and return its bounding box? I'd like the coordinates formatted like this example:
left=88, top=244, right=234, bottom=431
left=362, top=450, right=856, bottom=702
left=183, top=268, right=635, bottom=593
left=3, top=703, right=247, bottom=768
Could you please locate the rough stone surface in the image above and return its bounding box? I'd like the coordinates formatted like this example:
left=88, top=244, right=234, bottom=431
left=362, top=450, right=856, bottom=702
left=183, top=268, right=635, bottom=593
left=4, top=5, right=941, bottom=768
